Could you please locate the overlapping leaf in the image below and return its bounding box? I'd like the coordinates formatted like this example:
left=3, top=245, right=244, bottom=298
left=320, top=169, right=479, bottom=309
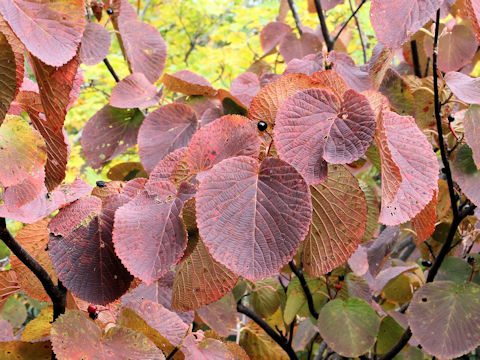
left=451, top=144, right=480, bottom=207
left=284, top=53, right=324, bottom=76
left=0, top=0, right=85, bottom=67
left=249, top=73, right=317, bottom=128
left=163, top=70, right=216, bottom=97
left=49, top=195, right=134, bottom=304
left=0, top=32, right=17, bottom=126
left=318, top=298, right=380, bottom=357
left=375, top=110, right=438, bottom=224
left=464, top=105, right=480, bottom=168
left=51, top=311, right=165, bottom=359
left=466, top=0, right=480, bottom=43
left=445, top=71, right=480, bottom=105
left=172, top=237, right=238, bottom=311
left=411, top=191, right=437, bottom=243
left=302, top=164, right=367, bottom=277
left=260, top=22, right=291, bottom=54
left=138, top=104, right=198, bottom=173
left=82, top=106, right=144, bottom=169
left=0, top=271, right=19, bottom=311
left=196, top=156, right=312, bottom=281
left=328, top=51, right=372, bottom=92
left=182, top=334, right=233, bottom=360
left=230, top=72, right=260, bottom=108
left=196, top=294, right=237, bottom=337
left=279, top=32, right=323, bottom=63
left=370, top=0, right=443, bottom=49
left=113, top=182, right=194, bottom=284
left=274, top=88, right=376, bottom=184
left=408, top=281, right=480, bottom=358
left=79, top=21, right=111, bottom=66
left=110, top=73, right=161, bottom=109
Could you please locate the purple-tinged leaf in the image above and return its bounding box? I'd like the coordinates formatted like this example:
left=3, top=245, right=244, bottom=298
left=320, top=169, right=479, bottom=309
left=328, top=51, right=372, bottom=92
left=79, top=21, right=111, bottom=66
left=110, top=73, right=161, bottom=109
left=445, top=71, right=480, bottom=105
left=230, top=72, right=260, bottom=108
left=279, top=32, right=323, bottom=63
left=260, top=22, right=291, bottom=54
left=284, top=52, right=324, bottom=76
left=464, top=105, right=480, bottom=169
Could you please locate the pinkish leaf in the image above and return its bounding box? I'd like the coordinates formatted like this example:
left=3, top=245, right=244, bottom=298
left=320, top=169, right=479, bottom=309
left=125, top=299, right=189, bottom=347
left=373, top=265, right=418, bottom=295
left=0, top=0, right=85, bottom=67
left=110, top=73, right=161, bottom=109
left=82, top=106, right=144, bottom=169
left=328, top=51, right=372, bottom=92
left=196, top=156, right=312, bottom=281
left=464, top=105, right=480, bottom=169
left=113, top=186, right=189, bottom=284
left=279, top=32, right=323, bottom=63
left=302, top=164, right=367, bottom=277
left=0, top=320, right=13, bottom=342
left=424, top=24, right=478, bottom=72
left=196, top=293, right=237, bottom=337
left=370, top=0, right=443, bottom=49
left=0, top=32, right=18, bottom=126
left=260, top=22, right=292, bottom=53
left=148, top=148, right=188, bottom=185
left=0, top=178, right=93, bottom=224
left=444, top=71, right=480, bottom=105
left=79, top=21, right=111, bottom=66
left=466, top=0, right=480, bottom=43
left=163, top=70, right=216, bottom=97
left=51, top=311, right=165, bottom=359
left=138, top=104, right=198, bottom=173
left=274, top=88, right=376, bottom=185
left=284, top=53, right=324, bottom=76
left=172, top=237, right=238, bottom=311
left=182, top=334, right=233, bottom=360
left=49, top=195, right=134, bottom=304
left=230, top=72, right=261, bottom=108
left=451, top=144, right=480, bottom=207
left=121, top=272, right=194, bottom=326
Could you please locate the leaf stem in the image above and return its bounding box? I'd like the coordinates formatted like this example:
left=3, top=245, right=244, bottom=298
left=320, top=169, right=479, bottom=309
left=288, top=261, right=319, bottom=319
left=313, top=0, right=334, bottom=51
left=287, top=0, right=303, bottom=36
left=237, top=301, right=298, bottom=360
left=103, top=58, right=120, bottom=83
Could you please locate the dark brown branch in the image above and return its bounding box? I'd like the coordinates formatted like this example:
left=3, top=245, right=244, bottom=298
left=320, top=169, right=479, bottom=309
left=313, top=0, right=334, bottom=51
left=287, top=0, right=303, bottom=36
left=410, top=40, right=422, bottom=78
left=166, top=347, right=179, bottom=360
left=289, top=261, right=319, bottom=319
left=332, top=0, right=367, bottom=45
left=103, top=58, right=120, bottom=83
left=237, top=301, right=298, bottom=360
left=378, top=10, right=475, bottom=359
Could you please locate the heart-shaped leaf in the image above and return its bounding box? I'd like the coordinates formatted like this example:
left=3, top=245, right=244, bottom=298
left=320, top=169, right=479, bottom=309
left=196, top=156, right=312, bottom=281
left=110, top=73, right=161, bottom=109
left=79, top=21, right=111, bottom=66
left=260, top=22, right=291, bottom=54
left=230, top=72, right=260, bottom=108
left=279, top=32, right=323, bottom=63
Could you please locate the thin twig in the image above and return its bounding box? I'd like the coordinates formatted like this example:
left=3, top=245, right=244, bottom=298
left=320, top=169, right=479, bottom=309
left=348, top=0, right=367, bottom=63
left=332, top=0, right=367, bottom=45
left=103, top=58, right=120, bottom=83
left=410, top=40, right=422, bottom=78
left=424, top=241, right=437, bottom=260
left=289, top=261, right=319, bottom=319
left=166, top=348, right=178, bottom=360
left=286, top=0, right=303, bottom=36
left=313, top=0, right=334, bottom=51
left=314, top=341, right=328, bottom=360
left=237, top=302, right=298, bottom=360
left=140, top=0, right=154, bottom=19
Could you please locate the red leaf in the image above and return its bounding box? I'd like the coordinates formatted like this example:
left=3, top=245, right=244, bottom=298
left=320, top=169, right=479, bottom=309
left=274, top=88, right=376, bottom=185
left=284, top=52, right=324, bottom=76
left=370, top=0, right=443, bottom=49
left=0, top=178, right=93, bottom=224
left=110, top=73, right=161, bottom=109
left=279, top=32, right=323, bottom=63
left=411, top=191, right=437, bottom=243
left=0, top=271, right=19, bottom=312
left=113, top=185, right=189, bottom=284
left=0, top=0, right=85, bottom=67
left=0, top=32, right=18, bottom=126
left=375, top=110, right=438, bottom=224
left=328, top=51, right=372, bottom=92
left=260, top=22, right=291, bottom=54
left=51, top=311, right=165, bottom=359
left=182, top=115, right=260, bottom=177
left=79, top=21, right=111, bottom=66
left=122, top=271, right=194, bottom=326
left=163, top=70, right=217, bottom=97
left=196, top=156, right=312, bottom=281
left=302, top=164, right=367, bottom=277
left=424, top=24, right=478, bottom=73
left=49, top=195, right=134, bottom=304
left=248, top=73, right=318, bottom=128
left=464, top=105, right=480, bottom=169
left=148, top=148, right=187, bottom=186
left=172, top=237, right=238, bottom=311
left=444, top=71, right=480, bottom=105
left=311, top=70, right=349, bottom=99
left=82, top=106, right=144, bottom=169
left=138, top=104, right=198, bottom=173
left=125, top=299, right=189, bottom=346
left=230, top=72, right=261, bottom=107
left=182, top=334, right=233, bottom=360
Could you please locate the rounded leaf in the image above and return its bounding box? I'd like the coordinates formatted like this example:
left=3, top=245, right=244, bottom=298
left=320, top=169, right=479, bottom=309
left=138, top=104, right=198, bottom=173
left=302, top=164, right=367, bottom=277
left=445, top=71, right=480, bottom=106
left=196, top=156, right=312, bottom=281
left=274, top=88, right=376, bottom=185
left=79, top=21, right=111, bottom=66
left=464, top=105, right=480, bottom=169
left=260, top=22, right=291, bottom=53
left=162, top=70, right=216, bottom=97
left=110, top=73, right=161, bottom=109
left=408, top=281, right=480, bottom=358
left=279, top=32, right=323, bottom=63
left=318, top=298, right=380, bottom=357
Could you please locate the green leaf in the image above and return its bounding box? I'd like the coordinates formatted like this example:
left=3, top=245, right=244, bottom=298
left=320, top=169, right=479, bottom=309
left=251, top=278, right=281, bottom=318
left=318, top=298, right=380, bottom=357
